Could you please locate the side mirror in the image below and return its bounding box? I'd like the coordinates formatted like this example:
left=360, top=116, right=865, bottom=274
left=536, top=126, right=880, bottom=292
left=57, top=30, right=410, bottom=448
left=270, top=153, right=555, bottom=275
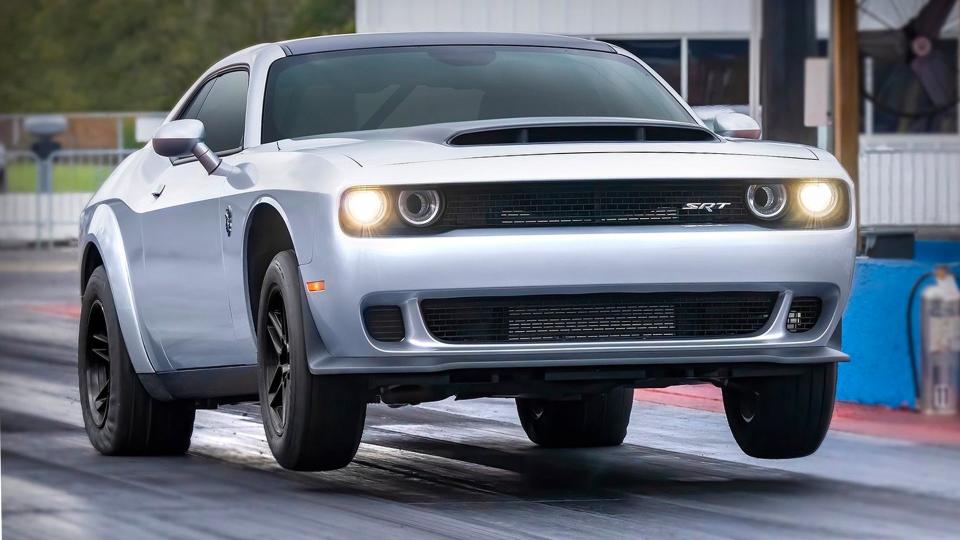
left=713, top=112, right=761, bottom=140
left=152, top=119, right=225, bottom=175
left=152, top=119, right=203, bottom=156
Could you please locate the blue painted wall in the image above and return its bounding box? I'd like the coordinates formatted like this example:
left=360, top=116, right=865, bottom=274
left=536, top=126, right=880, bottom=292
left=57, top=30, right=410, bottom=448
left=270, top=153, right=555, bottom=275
left=839, top=240, right=960, bottom=409
left=915, top=240, right=960, bottom=264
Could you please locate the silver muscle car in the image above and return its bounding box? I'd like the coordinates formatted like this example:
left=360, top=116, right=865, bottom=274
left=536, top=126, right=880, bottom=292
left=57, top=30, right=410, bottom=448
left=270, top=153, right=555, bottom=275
left=78, top=32, right=855, bottom=470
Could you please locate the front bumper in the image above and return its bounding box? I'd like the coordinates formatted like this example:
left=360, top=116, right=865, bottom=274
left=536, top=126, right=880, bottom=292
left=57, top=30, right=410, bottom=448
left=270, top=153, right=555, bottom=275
left=299, top=223, right=856, bottom=375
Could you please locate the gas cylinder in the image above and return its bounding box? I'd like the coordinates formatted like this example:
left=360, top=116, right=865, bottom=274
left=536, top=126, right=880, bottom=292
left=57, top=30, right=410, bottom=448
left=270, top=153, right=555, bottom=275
left=920, top=266, right=960, bottom=415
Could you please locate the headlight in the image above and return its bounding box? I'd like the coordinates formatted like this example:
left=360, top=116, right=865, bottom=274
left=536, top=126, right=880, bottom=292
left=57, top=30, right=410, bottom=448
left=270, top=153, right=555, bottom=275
left=798, top=182, right=839, bottom=217
left=746, top=184, right=787, bottom=219
left=343, top=189, right=387, bottom=227
left=397, top=189, right=442, bottom=226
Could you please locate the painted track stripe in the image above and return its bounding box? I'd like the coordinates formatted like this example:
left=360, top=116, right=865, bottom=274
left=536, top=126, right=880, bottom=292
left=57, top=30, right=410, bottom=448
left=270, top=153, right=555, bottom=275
left=26, top=303, right=81, bottom=318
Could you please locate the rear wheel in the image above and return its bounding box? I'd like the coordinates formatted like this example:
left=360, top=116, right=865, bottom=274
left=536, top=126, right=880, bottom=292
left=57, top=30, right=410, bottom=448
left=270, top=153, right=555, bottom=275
left=516, top=387, right=634, bottom=448
left=257, top=250, right=367, bottom=471
left=722, top=362, right=836, bottom=459
left=79, top=266, right=195, bottom=455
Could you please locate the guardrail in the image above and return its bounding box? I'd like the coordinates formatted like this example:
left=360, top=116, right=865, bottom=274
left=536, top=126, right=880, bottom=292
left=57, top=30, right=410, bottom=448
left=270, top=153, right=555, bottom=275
left=0, top=148, right=134, bottom=246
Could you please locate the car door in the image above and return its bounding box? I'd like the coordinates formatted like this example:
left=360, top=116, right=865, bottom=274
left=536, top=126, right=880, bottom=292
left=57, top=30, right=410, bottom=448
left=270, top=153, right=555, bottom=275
left=134, top=69, right=250, bottom=370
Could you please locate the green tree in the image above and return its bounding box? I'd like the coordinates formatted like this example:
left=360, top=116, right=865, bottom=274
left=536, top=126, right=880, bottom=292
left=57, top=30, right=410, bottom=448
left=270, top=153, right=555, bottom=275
left=0, top=0, right=354, bottom=113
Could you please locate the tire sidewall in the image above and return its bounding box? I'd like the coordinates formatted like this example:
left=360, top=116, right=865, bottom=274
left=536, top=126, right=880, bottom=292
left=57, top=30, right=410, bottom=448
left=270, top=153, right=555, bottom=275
left=722, top=363, right=837, bottom=459
left=517, top=387, right=633, bottom=447
left=78, top=267, right=126, bottom=453
left=256, top=251, right=309, bottom=459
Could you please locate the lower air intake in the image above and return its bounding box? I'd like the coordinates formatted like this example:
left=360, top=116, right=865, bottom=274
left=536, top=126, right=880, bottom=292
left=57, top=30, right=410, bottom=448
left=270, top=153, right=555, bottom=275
left=786, top=297, right=822, bottom=333
left=421, top=292, right=778, bottom=344
left=363, top=306, right=405, bottom=342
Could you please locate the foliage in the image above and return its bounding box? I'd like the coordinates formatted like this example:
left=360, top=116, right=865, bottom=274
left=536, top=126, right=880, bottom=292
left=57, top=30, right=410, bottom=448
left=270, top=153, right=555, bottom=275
left=5, top=162, right=114, bottom=192
left=0, top=0, right=354, bottom=113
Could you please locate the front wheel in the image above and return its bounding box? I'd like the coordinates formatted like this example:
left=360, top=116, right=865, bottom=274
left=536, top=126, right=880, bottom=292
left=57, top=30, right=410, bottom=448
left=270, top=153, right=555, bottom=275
left=79, top=266, right=195, bottom=455
left=257, top=250, right=367, bottom=471
left=722, top=362, right=837, bottom=459
left=516, top=387, right=634, bottom=448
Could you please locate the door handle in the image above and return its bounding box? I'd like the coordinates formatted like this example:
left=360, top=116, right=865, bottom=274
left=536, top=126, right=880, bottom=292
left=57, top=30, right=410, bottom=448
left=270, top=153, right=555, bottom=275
left=151, top=184, right=166, bottom=198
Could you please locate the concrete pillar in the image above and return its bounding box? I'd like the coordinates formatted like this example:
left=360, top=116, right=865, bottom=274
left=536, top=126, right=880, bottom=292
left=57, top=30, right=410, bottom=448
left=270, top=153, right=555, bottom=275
left=761, top=0, right=817, bottom=145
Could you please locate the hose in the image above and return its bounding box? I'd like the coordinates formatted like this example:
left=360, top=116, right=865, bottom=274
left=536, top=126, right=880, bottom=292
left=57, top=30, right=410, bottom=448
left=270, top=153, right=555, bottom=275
left=905, top=271, right=932, bottom=401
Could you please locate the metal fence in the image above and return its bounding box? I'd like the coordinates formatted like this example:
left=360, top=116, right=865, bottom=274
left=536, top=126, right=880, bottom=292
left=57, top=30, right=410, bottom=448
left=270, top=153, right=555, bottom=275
left=859, top=137, right=960, bottom=229
left=0, top=111, right=161, bottom=247
left=0, top=148, right=134, bottom=246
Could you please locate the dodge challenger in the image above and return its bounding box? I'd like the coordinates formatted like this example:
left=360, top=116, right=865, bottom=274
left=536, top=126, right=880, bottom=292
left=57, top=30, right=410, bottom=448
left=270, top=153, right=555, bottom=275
left=77, top=32, right=855, bottom=470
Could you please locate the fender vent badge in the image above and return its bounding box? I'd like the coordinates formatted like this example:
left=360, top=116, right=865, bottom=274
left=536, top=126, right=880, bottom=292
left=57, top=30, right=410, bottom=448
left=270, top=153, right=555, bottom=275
left=224, top=206, right=233, bottom=237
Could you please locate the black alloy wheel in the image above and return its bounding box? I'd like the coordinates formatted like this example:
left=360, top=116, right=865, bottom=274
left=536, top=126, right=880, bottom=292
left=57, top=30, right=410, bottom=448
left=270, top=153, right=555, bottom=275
left=83, top=300, right=111, bottom=428
left=256, top=250, right=368, bottom=471
left=263, top=286, right=291, bottom=436
left=78, top=265, right=196, bottom=455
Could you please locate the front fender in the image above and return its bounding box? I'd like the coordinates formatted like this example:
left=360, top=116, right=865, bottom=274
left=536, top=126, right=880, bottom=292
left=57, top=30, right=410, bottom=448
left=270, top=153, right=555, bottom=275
left=81, top=203, right=166, bottom=380
left=242, top=194, right=316, bottom=266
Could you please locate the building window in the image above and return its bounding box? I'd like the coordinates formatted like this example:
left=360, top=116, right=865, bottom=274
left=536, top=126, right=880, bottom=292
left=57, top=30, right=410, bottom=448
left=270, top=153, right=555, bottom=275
left=687, top=40, right=749, bottom=106
left=601, top=38, right=749, bottom=107
left=604, top=40, right=682, bottom=95
left=605, top=31, right=959, bottom=134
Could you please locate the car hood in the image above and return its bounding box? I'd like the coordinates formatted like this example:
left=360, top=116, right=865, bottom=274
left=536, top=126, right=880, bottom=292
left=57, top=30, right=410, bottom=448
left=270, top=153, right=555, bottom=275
left=275, top=117, right=819, bottom=167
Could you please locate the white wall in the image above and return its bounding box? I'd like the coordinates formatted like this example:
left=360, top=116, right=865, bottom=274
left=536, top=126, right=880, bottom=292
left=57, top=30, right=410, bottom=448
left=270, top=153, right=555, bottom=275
left=358, top=0, right=959, bottom=39
left=357, top=0, right=754, bottom=37
left=859, top=137, right=960, bottom=228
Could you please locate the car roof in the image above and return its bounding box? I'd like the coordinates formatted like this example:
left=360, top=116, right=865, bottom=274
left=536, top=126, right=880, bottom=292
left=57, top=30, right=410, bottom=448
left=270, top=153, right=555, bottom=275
left=278, top=32, right=615, bottom=56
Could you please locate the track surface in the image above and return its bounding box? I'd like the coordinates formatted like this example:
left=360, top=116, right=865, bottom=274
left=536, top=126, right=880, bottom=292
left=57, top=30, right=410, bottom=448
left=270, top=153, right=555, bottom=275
left=2, top=248, right=960, bottom=539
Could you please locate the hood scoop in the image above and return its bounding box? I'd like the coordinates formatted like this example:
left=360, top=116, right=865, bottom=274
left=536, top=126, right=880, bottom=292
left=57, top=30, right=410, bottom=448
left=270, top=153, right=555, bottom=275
left=448, top=123, right=717, bottom=146
left=278, top=116, right=820, bottom=166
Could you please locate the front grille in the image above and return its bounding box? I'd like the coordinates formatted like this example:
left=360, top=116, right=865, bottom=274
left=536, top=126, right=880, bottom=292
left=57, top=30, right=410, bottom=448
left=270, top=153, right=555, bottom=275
left=363, top=306, right=405, bottom=342
left=421, top=292, right=778, bottom=344
left=435, top=180, right=749, bottom=230
left=786, top=297, right=821, bottom=333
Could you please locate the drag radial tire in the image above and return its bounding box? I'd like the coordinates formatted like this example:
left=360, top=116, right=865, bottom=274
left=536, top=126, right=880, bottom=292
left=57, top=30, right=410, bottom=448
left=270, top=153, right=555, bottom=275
left=256, top=250, right=367, bottom=471
left=516, top=387, right=634, bottom=448
left=722, top=362, right=837, bottom=459
left=78, top=266, right=195, bottom=455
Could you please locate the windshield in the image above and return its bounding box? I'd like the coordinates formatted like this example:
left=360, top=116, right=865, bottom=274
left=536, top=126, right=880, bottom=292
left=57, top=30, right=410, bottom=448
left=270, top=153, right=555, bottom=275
left=261, top=45, right=693, bottom=142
